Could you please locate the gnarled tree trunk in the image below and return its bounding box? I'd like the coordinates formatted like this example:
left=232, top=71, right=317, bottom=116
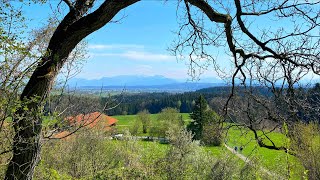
left=5, top=1, right=139, bottom=179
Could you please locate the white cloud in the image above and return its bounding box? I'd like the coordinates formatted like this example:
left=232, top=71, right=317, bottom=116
left=89, top=51, right=176, bottom=61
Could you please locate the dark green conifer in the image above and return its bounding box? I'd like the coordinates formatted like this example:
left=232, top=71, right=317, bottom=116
left=187, top=95, right=208, bottom=140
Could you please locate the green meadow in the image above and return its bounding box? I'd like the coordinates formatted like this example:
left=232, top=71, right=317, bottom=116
left=113, top=113, right=191, bottom=134
left=113, top=113, right=305, bottom=179
left=225, top=126, right=304, bottom=179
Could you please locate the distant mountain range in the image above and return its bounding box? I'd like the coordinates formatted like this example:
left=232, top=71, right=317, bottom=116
left=67, top=75, right=225, bottom=87
left=64, top=75, right=318, bottom=92
left=68, top=75, right=175, bottom=87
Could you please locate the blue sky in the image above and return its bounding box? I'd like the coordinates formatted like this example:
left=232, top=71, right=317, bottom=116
left=21, top=1, right=319, bottom=82
left=23, top=1, right=225, bottom=81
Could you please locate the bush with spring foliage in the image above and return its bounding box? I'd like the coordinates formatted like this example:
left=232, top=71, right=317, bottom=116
left=291, top=122, right=320, bottom=180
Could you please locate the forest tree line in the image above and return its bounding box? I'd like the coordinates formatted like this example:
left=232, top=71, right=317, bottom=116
left=51, top=85, right=320, bottom=124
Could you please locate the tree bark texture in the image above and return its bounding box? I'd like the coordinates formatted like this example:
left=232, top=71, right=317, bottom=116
left=5, top=1, right=139, bottom=179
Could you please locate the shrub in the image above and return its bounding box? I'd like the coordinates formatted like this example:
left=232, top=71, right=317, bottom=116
left=291, top=122, right=320, bottom=179
left=93, top=168, right=148, bottom=180
left=157, top=126, right=215, bottom=179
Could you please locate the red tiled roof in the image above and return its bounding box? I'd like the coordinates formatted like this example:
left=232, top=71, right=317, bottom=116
left=54, top=112, right=117, bottom=139
left=66, top=112, right=117, bottom=129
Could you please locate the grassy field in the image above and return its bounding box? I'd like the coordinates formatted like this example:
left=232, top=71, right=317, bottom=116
left=225, top=126, right=304, bottom=179
left=113, top=113, right=191, bottom=134
left=112, top=113, right=305, bottom=179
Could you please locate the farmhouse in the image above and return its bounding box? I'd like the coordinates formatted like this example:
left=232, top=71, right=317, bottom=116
left=66, top=111, right=117, bottom=130
left=54, top=112, right=118, bottom=138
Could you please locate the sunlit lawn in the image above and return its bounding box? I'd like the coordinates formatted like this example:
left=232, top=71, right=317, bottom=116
left=113, top=113, right=190, bottom=134
left=114, top=114, right=305, bottom=179
left=225, top=126, right=304, bottom=179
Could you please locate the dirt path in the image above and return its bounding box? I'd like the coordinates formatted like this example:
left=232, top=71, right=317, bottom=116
left=224, top=144, right=285, bottom=179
